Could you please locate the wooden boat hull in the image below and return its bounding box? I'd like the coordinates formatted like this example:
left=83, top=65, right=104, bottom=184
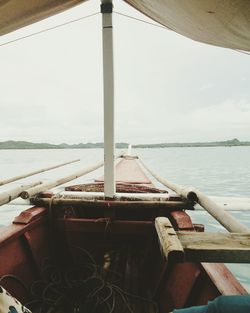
left=0, top=204, right=247, bottom=312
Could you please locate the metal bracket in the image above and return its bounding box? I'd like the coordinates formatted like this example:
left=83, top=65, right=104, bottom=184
left=101, top=3, right=113, bottom=14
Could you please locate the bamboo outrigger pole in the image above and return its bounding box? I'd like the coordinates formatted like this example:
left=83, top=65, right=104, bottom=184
left=20, top=160, right=104, bottom=199
left=101, top=0, right=115, bottom=198
left=0, top=159, right=80, bottom=186
left=140, top=159, right=249, bottom=233
left=0, top=181, right=42, bottom=206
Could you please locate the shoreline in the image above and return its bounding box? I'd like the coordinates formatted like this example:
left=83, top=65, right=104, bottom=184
left=0, top=139, right=249, bottom=149
left=1, top=145, right=250, bottom=150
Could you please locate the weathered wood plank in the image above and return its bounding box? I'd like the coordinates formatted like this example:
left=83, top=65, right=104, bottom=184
left=178, top=231, right=250, bottom=263
left=155, top=217, right=184, bottom=262
left=33, top=197, right=190, bottom=210
left=202, top=263, right=248, bottom=295
left=56, top=218, right=154, bottom=235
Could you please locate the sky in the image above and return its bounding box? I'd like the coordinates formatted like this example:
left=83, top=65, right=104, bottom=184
left=0, top=0, right=249, bottom=144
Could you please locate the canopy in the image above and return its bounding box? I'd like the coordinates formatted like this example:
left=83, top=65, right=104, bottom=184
left=0, top=0, right=250, bottom=52
left=125, top=0, right=250, bottom=52
left=0, top=0, right=85, bottom=36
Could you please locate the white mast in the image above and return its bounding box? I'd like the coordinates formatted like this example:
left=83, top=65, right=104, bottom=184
left=101, top=0, right=115, bottom=198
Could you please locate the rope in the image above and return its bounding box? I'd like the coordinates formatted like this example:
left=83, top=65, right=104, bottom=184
left=0, top=274, right=30, bottom=296
left=48, top=194, right=57, bottom=225
left=23, top=247, right=158, bottom=313
left=114, top=11, right=170, bottom=31
left=114, top=12, right=249, bottom=57
left=0, top=12, right=99, bottom=48
left=0, top=7, right=248, bottom=58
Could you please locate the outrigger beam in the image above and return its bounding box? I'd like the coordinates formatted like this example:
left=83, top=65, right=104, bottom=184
left=101, top=0, right=115, bottom=198
left=155, top=217, right=250, bottom=264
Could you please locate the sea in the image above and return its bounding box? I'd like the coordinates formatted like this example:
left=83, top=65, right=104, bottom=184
left=0, top=147, right=250, bottom=291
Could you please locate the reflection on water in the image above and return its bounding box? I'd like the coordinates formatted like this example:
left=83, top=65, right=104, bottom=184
left=0, top=147, right=250, bottom=291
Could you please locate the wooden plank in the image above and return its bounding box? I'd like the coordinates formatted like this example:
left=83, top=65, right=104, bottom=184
left=170, top=211, right=195, bottom=231
left=55, top=191, right=170, bottom=201
left=13, top=207, right=47, bottom=224
left=96, top=158, right=152, bottom=184
left=33, top=197, right=190, bottom=210
left=202, top=263, right=248, bottom=295
left=65, top=182, right=166, bottom=193
left=56, top=218, right=154, bottom=235
left=0, top=207, right=47, bottom=246
left=158, top=263, right=201, bottom=311
left=178, top=231, right=250, bottom=263
left=155, top=217, right=184, bottom=262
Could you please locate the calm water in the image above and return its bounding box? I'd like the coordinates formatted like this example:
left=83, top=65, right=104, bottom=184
left=0, top=147, right=250, bottom=291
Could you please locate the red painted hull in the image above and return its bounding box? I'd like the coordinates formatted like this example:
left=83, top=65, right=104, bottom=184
left=0, top=158, right=247, bottom=311
left=0, top=204, right=247, bottom=312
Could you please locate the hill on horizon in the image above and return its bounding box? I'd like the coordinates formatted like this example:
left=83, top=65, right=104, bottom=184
left=0, top=138, right=250, bottom=149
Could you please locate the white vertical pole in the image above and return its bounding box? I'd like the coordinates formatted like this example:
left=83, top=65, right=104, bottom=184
left=101, top=0, right=115, bottom=198
left=127, top=144, right=132, bottom=156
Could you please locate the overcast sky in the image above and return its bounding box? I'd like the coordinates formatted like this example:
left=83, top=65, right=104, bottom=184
left=0, top=0, right=249, bottom=144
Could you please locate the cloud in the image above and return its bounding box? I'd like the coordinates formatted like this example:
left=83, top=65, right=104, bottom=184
left=190, top=99, right=250, bottom=123
left=0, top=0, right=249, bottom=144
left=199, top=83, right=214, bottom=91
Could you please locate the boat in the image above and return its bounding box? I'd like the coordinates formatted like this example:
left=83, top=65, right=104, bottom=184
left=0, top=153, right=249, bottom=313
left=0, top=1, right=250, bottom=313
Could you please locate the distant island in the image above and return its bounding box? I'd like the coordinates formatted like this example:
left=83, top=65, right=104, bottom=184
left=0, top=138, right=250, bottom=149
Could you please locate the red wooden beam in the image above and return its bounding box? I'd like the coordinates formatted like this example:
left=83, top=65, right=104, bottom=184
left=201, top=263, right=248, bottom=295
left=55, top=218, right=154, bottom=235
left=13, top=206, right=47, bottom=224
left=0, top=207, right=48, bottom=246
left=170, top=210, right=195, bottom=231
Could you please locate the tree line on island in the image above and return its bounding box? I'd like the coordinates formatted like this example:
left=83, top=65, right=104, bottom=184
left=0, top=138, right=249, bottom=149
